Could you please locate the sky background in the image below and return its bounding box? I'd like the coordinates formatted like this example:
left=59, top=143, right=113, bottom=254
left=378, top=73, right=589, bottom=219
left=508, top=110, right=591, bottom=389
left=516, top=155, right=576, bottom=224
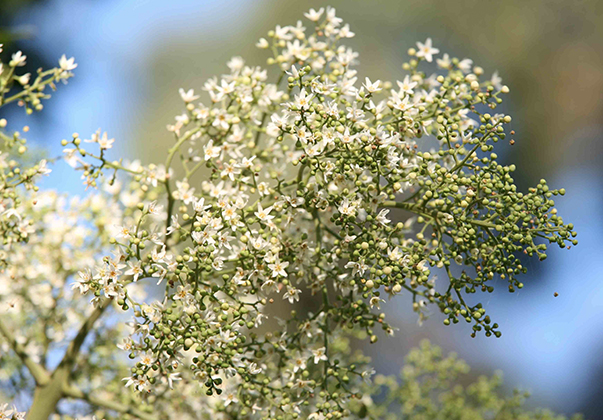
left=2, top=0, right=603, bottom=417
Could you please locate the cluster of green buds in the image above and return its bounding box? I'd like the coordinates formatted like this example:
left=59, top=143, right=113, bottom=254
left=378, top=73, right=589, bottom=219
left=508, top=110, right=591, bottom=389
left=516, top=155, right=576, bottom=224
left=54, top=6, right=575, bottom=419
left=0, top=44, right=75, bottom=265
left=350, top=340, right=583, bottom=420
left=0, top=43, right=76, bottom=113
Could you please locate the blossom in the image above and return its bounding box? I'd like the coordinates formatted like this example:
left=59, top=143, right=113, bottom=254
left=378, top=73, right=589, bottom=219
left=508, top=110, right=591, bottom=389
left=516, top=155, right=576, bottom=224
left=125, top=259, right=143, bottom=282
left=304, top=7, right=324, bottom=21
left=415, top=38, right=439, bottom=62
left=248, top=362, right=262, bottom=375
left=396, top=75, right=417, bottom=96
left=0, top=10, right=577, bottom=418
left=147, top=201, right=163, bottom=215
left=436, top=53, right=451, bottom=69
left=345, top=259, right=368, bottom=277
left=292, top=89, right=314, bottom=110
left=338, top=197, right=358, bottom=216
left=458, top=58, right=473, bottom=73
left=203, top=139, right=221, bottom=161
left=388, top=246, right=404, bottom=262
left=283, top=286, right=301, bottom=303
left=363, top=77, right=382, bottom=93
left=268, top=258, right=289, bottom=278
left=179, top=88, right=199, bottom=103
left=312, top=347, right=327, bottom=364
left=256, top=38, right=269, bottom=48
left=376, top=208, right=391, bottom=225
left=254, top=203, right=274, bottom=222
left=491, top=71, right=503, bottom=90
left=224, top=390, right=239, bottom=406
left=59, top=55, right=77, bottom=71
left=98, top=132, right=115, bottom=150
left=292, top=352, right=307, bottom=372
left=10, top=51, right=26, bottom=67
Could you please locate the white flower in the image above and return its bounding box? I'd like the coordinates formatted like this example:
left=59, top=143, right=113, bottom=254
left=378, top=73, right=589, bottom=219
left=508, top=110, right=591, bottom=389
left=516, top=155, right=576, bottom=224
left=147, top=201, right=163, bottom=215
left=166, top=372, right=181, bottom=389
left=345, top=259, right=368, bottom=277
left=220, top=162, right=241, bottom=181
left=59, top=54, right=77, bottom=71
left=363, top=77, right=382, bottom=93
left=361, top=367, right=376, bottom=384
left=117, top=338, right=133, bottom=351
left=227, top=56, right=245, bottom=73
left=436, top=53, right=451, bottom=69
left=139, top=352, right=154, bottom=367
left=283, top=286, right=301, bottom=304
left=292, top=352, right=307, bottom=372
left=338, top=23, right=355, bottom=38
left=192, top=196, right=211, bottom=213
left=304, top=139, right=326, bottom=157
left=123, top=376, right=150, bottom=392
left=15, top=73, right=31, bottom=85
left=312, top=347, right=328, bottom=364
left=388, top=247, right=403, bottom=262
left=391, top=95, right=411, bottom=112
left=256, top=38, right=269, bottom=48
left=98, top=132, right=115, bottom=150
left=268, top=259, right=289, bottom=278
left=10, top=51, right=26, bottom=67
left=396, top=75, right=417, bottom=96
left=248, top=362, right=262, bottom=375
left=415, top=38, right=439, bottom=62
left=292, top=89, right=314, bottom=110
left=338, top=197, right=358, bottom=216
left=203, top=139, right=221, bottom=161
left=254, top=203, right=274, bottom=222
left=376, top=208, right=391, bottom=226
left=304, top=7, right=324, bottom=21
left=125, top=259, right=143, bottom=282
left=273, top=25, right=292, bottom=41
left=491, top=71, right=503, bottom=90
left=179, top=88, right=199, bottom=103
left=458, top=58, right=473, bottom=73
left=224, top=390, right=239, bottom=406
left=339, top=127, right=357, bottom=144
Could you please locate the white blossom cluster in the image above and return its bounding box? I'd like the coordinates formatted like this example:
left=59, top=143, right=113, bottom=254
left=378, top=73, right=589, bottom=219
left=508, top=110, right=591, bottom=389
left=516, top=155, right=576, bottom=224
left=0, top=7, right=576, bottom=420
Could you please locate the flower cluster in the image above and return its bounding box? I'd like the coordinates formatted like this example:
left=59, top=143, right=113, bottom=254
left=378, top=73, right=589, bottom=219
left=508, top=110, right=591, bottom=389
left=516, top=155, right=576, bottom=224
left=0, top=404, right=26, bottom=420
left=0, top=44, right=73, bottom=267
left=0, top=8, right=577, bottom=420
left=350, top=340, right=583, bottom=420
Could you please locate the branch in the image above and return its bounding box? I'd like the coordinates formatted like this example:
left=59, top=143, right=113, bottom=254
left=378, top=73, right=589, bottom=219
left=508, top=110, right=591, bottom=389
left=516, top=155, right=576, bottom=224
left=62, top=385, right=158, bottom=420
left=56, top=298, right=110, bottom=371
left=0, top=316, right=51, bottom=386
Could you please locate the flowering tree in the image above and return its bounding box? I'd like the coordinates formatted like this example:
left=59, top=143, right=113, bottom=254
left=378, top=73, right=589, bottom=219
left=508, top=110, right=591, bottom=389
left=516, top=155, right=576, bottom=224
left=0, top=7, right=580, bottom=420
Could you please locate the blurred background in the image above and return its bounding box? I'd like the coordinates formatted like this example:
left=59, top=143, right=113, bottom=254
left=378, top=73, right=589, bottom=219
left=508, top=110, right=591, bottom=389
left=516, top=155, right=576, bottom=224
left=1, top=0, right=602, bottom=417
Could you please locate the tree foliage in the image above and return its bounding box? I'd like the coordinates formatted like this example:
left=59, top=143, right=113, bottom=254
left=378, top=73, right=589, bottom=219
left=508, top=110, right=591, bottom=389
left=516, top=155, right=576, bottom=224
left=0, top=8, right=578, bottom=420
